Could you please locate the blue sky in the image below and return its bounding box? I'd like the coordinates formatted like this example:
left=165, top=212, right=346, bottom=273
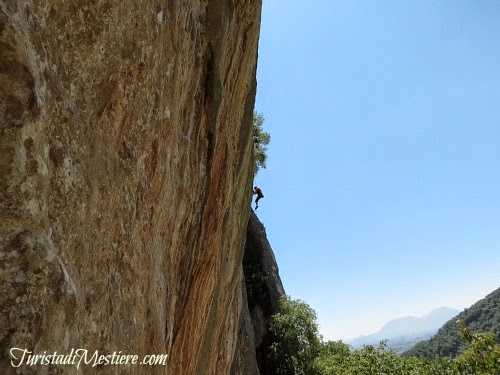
left=253, top=1, right=500, bottom=340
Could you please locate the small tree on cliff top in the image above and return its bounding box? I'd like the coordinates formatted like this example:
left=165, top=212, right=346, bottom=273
left=253, top=111, right=271, bottom=175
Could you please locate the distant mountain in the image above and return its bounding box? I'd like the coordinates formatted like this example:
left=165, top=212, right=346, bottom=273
left=347, top=307, right=460, bottom=354
left=375, top=307, right=461, bottom=338
left=404, top=287, right=500, bottom=359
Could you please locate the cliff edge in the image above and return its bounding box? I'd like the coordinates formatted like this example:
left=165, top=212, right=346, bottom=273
left=1, top=1, right=262, bottom=374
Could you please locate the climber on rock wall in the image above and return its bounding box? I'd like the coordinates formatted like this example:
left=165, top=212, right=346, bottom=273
left=253, top=186, right=264, bottom=210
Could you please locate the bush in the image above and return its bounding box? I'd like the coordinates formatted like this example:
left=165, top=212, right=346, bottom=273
left=453, top=319, right=500, bottom=375
left=267, top=295, right=321, bottom=375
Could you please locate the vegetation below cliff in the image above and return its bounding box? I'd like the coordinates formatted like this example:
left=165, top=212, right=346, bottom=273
left=264, top=295, right=499, bottom=375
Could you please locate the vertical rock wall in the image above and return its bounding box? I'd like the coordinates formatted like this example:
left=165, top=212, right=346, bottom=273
left=238, top=211, right=285, bottom=374
left=0, top=1, right=262, bottom=374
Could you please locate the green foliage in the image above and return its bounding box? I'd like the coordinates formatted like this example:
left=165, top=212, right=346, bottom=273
left=405, top=287, right=500, bottom=359
left=453, top=319, right=500, bottom=375
left=313, top=340, right=351, bottom=373
left=267, top=295, right=322, bottom=375
left=252, top=111, right=271, bottom=175
left=266, top=295, right=499, bottom=375
left=314, top=341, right=452, bottom=375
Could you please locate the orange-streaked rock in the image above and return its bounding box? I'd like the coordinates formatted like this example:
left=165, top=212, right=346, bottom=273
left=0, top=1, right=262, bottom=374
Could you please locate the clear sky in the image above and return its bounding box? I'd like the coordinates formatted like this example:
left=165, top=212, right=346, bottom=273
left=253, top=0, right=500, bottom=341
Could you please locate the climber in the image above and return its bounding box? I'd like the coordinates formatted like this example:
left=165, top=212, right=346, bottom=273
left=253, top=186, right=264, bottom=210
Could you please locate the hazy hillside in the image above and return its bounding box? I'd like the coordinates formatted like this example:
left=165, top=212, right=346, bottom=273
left=377, top=307, right=460, bottom=338
left=404, top=287, right=500, bottom=359
left=347, top=307, right=459, bottom=353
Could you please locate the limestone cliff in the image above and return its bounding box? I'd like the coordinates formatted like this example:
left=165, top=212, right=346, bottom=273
left=1, top=1, right=262, bottom=374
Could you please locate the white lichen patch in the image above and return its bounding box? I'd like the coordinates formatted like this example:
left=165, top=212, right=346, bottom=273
left=37, top=154, right=48, bottom=176
left=26, top=198, right=40, bottom=216
left=156, top=10, right=164, bottom=23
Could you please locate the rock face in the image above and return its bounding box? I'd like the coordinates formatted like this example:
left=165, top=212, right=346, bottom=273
left=232, top=211, right=285, bottom=374
left=1, top=1, right=262, bottom=374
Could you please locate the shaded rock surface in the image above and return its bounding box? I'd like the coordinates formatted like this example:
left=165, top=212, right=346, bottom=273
left=232, top=211, right=285, bottom=374
left=1, top=1, right=262, bottom=374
